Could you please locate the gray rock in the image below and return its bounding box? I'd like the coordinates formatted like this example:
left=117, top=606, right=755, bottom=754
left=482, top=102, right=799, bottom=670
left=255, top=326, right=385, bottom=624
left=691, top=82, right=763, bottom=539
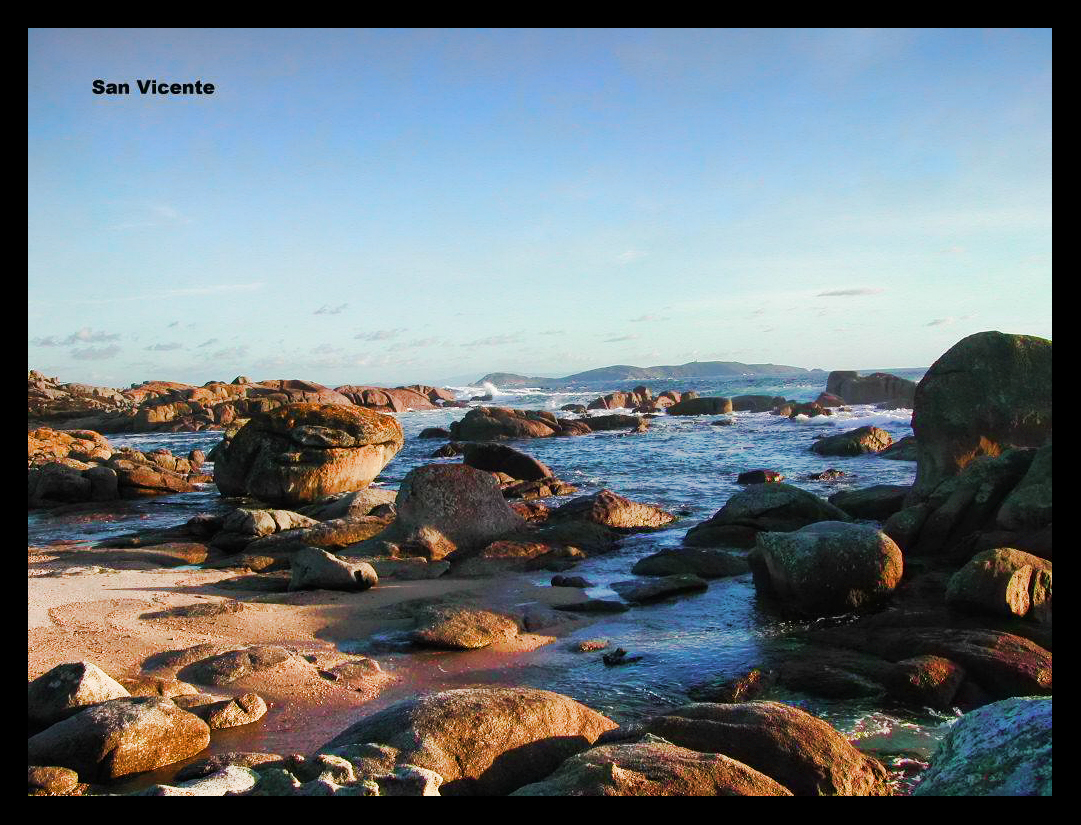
left=28, top=661, right=130, bottom=728
left=289, top=545, right=378, bottom=591
left=751, top=522, right=903, bottom=614
left=611, top=574, right=709, bottom=604
left=914, top=697, right=1051, bottom=796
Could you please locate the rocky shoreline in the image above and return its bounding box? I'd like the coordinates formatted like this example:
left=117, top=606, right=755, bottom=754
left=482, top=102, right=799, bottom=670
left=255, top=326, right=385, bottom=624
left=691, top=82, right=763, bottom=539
left=27, top=331, right=1051, bottom=796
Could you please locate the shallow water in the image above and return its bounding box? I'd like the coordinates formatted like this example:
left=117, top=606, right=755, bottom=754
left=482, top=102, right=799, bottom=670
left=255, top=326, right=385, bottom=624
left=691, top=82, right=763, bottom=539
left=29, top=369, right=956, bottom=794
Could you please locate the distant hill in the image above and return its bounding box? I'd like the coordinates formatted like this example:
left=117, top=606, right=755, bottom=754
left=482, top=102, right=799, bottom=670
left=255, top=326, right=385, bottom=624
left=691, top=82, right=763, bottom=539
left=474, top=360, right=818, bottom=388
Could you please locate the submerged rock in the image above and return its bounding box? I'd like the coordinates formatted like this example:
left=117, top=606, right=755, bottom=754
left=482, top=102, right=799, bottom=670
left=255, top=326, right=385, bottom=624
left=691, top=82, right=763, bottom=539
left=611, top=574, right=709, bottom=604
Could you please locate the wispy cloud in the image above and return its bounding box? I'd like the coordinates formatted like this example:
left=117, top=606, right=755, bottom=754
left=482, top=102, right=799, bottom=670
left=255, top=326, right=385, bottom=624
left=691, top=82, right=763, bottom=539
left=630, top=313, right=667, bottom=323
left=197, top=338, right=219, bottom=348
left=462, top=334, right=523, bottom=347
left=205, top=345, right=249, bottom=361
left=109, top=203, right=193, bottom=232
left=604, top=334, right=640, bottom=343
left=71, top=345, right=121, bottom=360
left=355, top=328, right=406, bottom=342
left=32, top=327, right=121, bottom=347
left=79, top=283, right=265, bottom=305
left=616, top=249, right=647, bottom=264
left=145, top=342, right=184, bottom=351
left=315, top=303, right=349, bottom=315
left=816, top=287, right=886, bottom=297
left=403, top=336, right=444, bottom=348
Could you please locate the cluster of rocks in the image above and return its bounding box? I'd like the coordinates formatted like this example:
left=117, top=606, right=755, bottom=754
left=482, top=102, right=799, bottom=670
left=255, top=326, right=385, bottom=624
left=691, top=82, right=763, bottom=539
left=445, top=406, right=645, bottom=440
left=28, top=428, right=210, bottom=509
left=28, top=370, right=460, bottom=434
left=212, top=688, right=893, bottom=796
left=27, top=659, right=274, bottom=790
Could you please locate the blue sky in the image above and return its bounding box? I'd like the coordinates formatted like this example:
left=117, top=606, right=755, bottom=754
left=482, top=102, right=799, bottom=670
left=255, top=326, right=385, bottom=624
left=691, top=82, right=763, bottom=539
left=28, top=28, right=1052, bottom=387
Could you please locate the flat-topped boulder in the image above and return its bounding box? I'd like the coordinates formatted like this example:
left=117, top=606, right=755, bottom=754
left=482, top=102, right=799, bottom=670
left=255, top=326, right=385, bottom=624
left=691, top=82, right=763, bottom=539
left=320, top=688, right=618, bottom=795
left=214, top=403, right=404, bottom=505
left=685, top=483, right=850, bottom=548
left=911, top=331, right=1052, bottom=498
left=667, top=396, right=733, bottom=416
left=825, top=370, right=916, bottom=407
left=612, top=574, right=709, bottom=603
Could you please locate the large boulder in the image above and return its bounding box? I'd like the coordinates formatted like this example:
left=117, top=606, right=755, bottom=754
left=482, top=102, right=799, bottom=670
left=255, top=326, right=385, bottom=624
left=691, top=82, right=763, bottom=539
left=615, top=702, right=890, bottom=796
left=28, top=661, right=130, bottom=729
left=320, top=688, right=619, bottom=795
left=462, top=443, right=552, bottom=481
left=911, top=332, right=1052, bottom=499
left=946, top=548, right=1052, bottom=622
left=825, top=371, right=916, bottom=407
left=214, top=403, right=404, bottom=505
left=811, top=426, right=893, bottom=456
left=395, top=464, right=525, bottom=553
left=751, top=522, right=903, bottom=614
left=450, top=407, right=563, bottom=440
left=914, top=697, right=1051, bottom=796
left=685, top=483, right=850, bottom=548
left=26, top=697, right=211, bottom=781
left=667, top=397, right=733, bottom=416
left=511, top=739, right=792, bottom=796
